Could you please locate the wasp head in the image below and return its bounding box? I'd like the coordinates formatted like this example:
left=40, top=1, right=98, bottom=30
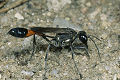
left=78, top=31, right=88, bottom=48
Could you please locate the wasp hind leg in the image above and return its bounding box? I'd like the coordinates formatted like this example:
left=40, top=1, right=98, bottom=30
left=24, top=34, right=36, bottom=63
left=43, top=44, right=51, bottom=80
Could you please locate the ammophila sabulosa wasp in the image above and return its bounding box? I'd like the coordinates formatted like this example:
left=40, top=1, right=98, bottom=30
left=8, top=18, right=101, bottom=79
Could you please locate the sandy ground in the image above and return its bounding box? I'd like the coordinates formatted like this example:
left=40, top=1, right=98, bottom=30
left=0, top=0, right=120, bottom=80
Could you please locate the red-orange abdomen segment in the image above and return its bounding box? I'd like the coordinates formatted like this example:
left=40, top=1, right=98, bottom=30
left=26, top=30, right=36, bottom=37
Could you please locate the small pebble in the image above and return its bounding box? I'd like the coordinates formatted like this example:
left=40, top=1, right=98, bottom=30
left=7, top=42, right=11, bottom=45
left=51, top=69, right=59, bottom=77
left=32, top=13, right=34, bottom=15
left=113, top=74, right=117, bottom=80
left=0, top=46, right=4, bottom=49
left=39, top=51, right=43, bottom=54
left=89, top=8, right=101, bottom=19
left=63, top=72, right=68, bottom=76
left=101, top=33, right=108, bottom=39
left=100, top=14, right=107, bottom=21
left=0, top=74, right=1, bottom=79
left=65, top=17, right=70, bottom=21
left=47, top=12, right=51, bottom=16
left=86, top=2, right=91, bottom=7
left=81, top=7, right=88, bottom=13
left=15, top=12, right=24, bottom=20
left=107, top=39, right=112, bottom=48
left=21, top=70, right=34, bottom=76
left=0, top=16, right=9, bottom=23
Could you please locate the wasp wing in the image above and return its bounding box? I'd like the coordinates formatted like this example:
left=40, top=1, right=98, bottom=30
left=30, top=27, right=77, bottom=35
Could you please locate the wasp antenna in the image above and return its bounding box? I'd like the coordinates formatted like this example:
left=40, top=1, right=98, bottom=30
left=88, top=35, right=101, bottom=41
left=88, top=36, right=101, bottom=60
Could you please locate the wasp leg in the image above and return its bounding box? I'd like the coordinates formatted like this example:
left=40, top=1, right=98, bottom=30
left=42, top=35, right=54, bottom=45
left=73, top=46, right=90, bottom=59
left=70, top=45, right=83, bottom=79
left=43, top=44, right=51, bottom=80
left=25, top=34, right=36, bottom=63
left=88, top=36, right=101, bottom=60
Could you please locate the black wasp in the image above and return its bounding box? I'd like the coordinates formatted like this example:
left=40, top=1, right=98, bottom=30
left=8, top=26, right=100, bottom=79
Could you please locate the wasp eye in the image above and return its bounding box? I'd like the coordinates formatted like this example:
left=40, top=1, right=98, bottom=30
left=8, top=28, right=28, bottom=38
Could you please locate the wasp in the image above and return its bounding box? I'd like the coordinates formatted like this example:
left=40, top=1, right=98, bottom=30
left=8, top=26, right=100, bottom=79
